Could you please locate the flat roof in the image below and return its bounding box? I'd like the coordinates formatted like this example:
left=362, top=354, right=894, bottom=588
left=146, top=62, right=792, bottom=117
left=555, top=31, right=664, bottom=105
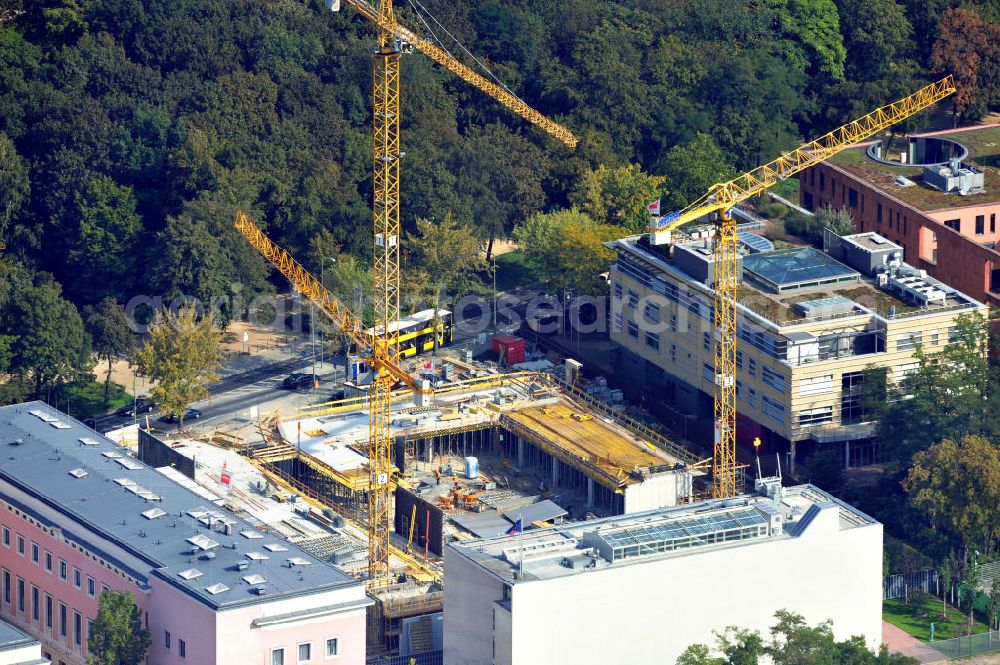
left=612, top=236, right=982, bottom=326
left=0, top=618, right=37, bottom=652
left=0, top=402, right=359, bottom=611
left=449, top=484, right=878, bottom=584
left=828, top=125, right=1000, bottom=211
left=742, top=247, right=858, bottom=290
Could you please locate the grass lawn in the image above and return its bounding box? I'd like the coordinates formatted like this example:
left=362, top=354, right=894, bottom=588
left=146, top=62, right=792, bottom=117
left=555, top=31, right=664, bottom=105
left=769, top=176, right=800, bottom=203
left=884, top=595, right=990, bottom=642
left=60, top=380, right=132, bottom=418
left=493, top=250, right=536, bottom=292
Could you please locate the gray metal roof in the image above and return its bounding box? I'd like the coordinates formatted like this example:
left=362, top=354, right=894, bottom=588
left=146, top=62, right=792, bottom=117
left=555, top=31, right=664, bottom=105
left=502, top=500, right=567, bottom=526
left=0, top=402, right=358, bottom=611
left=0, top=617, right=36, bottom=651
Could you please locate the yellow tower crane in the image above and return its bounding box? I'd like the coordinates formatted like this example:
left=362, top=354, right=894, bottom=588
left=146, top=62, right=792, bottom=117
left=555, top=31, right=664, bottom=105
left=244, top=0, right=575, bottom=587
left=649, top=76, right=956, bottom=499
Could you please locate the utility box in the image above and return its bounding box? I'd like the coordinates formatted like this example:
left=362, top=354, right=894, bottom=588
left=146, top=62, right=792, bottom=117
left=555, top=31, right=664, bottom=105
left=492, top=335, right=526, bottom=365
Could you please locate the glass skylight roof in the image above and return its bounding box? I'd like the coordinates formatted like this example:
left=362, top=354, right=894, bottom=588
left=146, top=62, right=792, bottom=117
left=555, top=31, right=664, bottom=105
left=78, top=437, right=100, bottom=446
left=141, top=508, right=167, bottom=520
left=596, top=508, right=770, bottom=562
left=263, top=543, right=288, bottom=552
left=242, top=573, right=267, bottom=585
left=178, top=568, right=203, bottom=580
left=187, top=534, right=220, bottom=551
left=245, top=551, right=269, bottom=561
left=287, top=557, right=311, bottom=566
left=68, top=468, right=88, bottom=479
left=742, top=247, right=858, bottom=293
left=241, top=530, right=263, bottom=539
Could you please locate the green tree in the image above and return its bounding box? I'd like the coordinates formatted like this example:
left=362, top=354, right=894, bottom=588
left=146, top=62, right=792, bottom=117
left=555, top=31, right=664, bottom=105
left=133, top=306, right=221, bottom=427
left=838, top=0, right=914, bottom=82
left=658, top=134, right=735, bottom=210
left=83, top=298, right=132, bottom=405
left=677, top=610, right=919, bottom=665
left=0, top=132, right=28, bottom=245
left=989, top=575, right=1000, bottom=630
left=814, top=204, right=854, bottom=236
left=872, top=313, right=995, bottom=465
left=573, top=164, right=666, bottom=233
left=903, top=435, right=1000, bottom=576
left=514, top=208, right=620, bottom=294
left=799, top=447, right=846, bottom=494
left=86, top=590, right=150, bottom=665
left=66, top=177, right=143, bottom=303
left=1, top=272, right=92, bottom=396
left=764, top=0, right=846, bottom=82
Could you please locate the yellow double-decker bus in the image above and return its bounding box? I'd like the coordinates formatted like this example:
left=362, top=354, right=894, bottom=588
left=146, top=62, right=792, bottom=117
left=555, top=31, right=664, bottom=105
left=348, top=309, right=454, bottom=381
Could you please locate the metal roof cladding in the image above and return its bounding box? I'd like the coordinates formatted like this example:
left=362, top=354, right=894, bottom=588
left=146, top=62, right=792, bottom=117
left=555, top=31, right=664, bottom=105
left=0, top=401, right=358, bottom=610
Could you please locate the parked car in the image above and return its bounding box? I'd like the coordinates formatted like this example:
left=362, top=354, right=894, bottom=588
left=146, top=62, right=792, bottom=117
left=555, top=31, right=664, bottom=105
left=116, top=398, right=155, bottom=417
left=160, top=408, right=202, bottom=423
left=282, top=373, right=315, bottom=390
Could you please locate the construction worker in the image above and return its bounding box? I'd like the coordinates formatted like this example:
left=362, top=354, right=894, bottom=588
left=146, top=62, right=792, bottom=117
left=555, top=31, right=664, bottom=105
left=434, top=468, right=441, bottom=486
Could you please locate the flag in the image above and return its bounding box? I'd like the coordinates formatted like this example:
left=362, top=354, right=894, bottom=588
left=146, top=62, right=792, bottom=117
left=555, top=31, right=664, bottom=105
left=504, top=515, right=523, bottom=537
left=647, top=198, right=661, bottom=216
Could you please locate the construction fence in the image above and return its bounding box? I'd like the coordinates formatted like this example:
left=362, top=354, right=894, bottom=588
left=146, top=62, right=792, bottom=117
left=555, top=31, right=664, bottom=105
left=369, top=651, right=443, bottom=665
left=892, top=630, right=1000, bottom=662
left=885, top=569, right=939, bottom=600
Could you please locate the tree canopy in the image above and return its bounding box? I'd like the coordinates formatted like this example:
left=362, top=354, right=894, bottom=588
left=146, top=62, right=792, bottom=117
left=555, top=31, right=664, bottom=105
left=87, top=590, right=150, bottom=665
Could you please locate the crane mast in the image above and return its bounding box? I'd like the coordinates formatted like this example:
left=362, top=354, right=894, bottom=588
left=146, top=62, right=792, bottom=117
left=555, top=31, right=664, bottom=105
left=650, top=76, right=956, bottom=499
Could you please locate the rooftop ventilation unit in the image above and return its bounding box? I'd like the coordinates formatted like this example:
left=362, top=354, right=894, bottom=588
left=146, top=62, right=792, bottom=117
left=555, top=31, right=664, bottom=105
left=792, top=296, right=857, bottom=319
left=888, top=272, right=947, bottom=307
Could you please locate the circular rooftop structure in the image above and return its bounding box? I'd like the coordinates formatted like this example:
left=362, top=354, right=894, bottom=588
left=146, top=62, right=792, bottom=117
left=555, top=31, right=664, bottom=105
left=866, top=135, right=968, bottom=167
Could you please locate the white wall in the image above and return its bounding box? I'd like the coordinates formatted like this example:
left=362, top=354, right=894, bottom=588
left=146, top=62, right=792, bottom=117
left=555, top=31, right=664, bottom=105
left=623, top=471, right=685, bottom=513
left=446, top=511, right=882, bottom=665
left=0, top=642, right=46, bottom=665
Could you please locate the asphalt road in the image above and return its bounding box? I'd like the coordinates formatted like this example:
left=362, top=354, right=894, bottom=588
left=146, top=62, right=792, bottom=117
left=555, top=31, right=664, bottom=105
left=88, top=355, right=339, bottom=433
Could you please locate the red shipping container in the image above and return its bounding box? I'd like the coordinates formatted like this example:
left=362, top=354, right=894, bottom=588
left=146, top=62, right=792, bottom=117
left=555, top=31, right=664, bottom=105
left=492, top=335, right=526, bottom=365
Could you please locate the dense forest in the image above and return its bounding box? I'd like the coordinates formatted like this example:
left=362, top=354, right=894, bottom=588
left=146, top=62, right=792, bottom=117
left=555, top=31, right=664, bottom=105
left=1, top=0, right=1000, bottom=401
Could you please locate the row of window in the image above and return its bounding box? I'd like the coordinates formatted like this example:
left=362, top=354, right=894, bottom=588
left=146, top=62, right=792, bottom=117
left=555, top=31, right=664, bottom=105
left=2, top=568, right=89, bottom=652
left=272, top=638, right=340, bottom=664
left=2, top=526, right=100, bottom=597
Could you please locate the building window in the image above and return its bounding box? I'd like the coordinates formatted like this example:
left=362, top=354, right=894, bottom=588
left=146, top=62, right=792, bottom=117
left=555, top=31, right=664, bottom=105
left=669, top=312, right=678, bottom=332
left=1, top=527, right=7, bottom=548
left=798, top=406, right=833, bottom=426
left=799, top=374, right=833, bottom=396
left=848, top=188, right=858, bottom=208
left=735, top=379, right=743, bottom=401
left=16, top=535, right=23, bottom=555
left=179, top=640, right=186, bottom=659
left=664, top=281, right=679, bottom=303
left=613, top=281, right=623, bottom=300
left=669, top=344, right=677, bottom=363
left=31, top=543, right=38, bottom=564
left=59, top=603, right=66, bottom=638
left=2, top=570, right=9, bottom=604
left=877, top=203, right=882, bottom=224
left=703, top=332, right=711, bottom=351
left=748, top=358, right=756, bottom=377
left=611, top=312, right=623, bottom=333
left=944, top=218, right=960, bottom=232
left=642, top=301, right=660, bottom=324
left=735, top=350, right=743, bottom=370
left=895, top=361, right=921, bottom=382
left=761, top=367, right=786, bottom=393
left=819, top=172, right=825, bottom=192
left=702, top=363, right=715, bottom=383
left=59, top=560, right=67, bottom=581
left=992, top=213, right=996, bottom=234
left=272, top=648, right=285, bottom=665
left=761, top=395, right=785, bottom=423
left=45, top=552, right=52, bottom=573
left=325, top=638, right=339, bottom=657
left=17, top=578, right=24, bottom=612
left=73, top=569, right=81, bottom=589
left=74, top=611, right=81, bottom=646
left=627, top=321, right=639, bottom=339
left=87, top=577, right=95, bottom=597
left=298, top=643, right=312, bottom=662
left=32, top=585, right=38, bottom=621
left=644, top=332, right=659, bottom=351
left=165, top=631, right=171, bottom=649
left=45, top=595, right=52, bottom=629
left=976, top=215, right=985, bottom=235
left=747, top=388, right=757, bottom=408
left=627, top=289, right=638, bottom=308
left=896, top=332, right=921, bottom=351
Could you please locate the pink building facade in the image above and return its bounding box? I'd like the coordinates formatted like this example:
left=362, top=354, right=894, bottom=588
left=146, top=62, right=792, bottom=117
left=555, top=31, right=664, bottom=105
left=0, top=402, right=369, bottom=665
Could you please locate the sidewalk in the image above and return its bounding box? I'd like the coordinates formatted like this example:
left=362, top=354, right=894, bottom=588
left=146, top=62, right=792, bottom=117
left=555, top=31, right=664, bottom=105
left=883, top=621, right=946, bottom=664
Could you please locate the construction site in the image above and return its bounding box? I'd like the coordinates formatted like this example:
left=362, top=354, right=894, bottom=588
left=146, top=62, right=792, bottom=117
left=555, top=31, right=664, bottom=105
left=136, top=358, right=700, bottom=657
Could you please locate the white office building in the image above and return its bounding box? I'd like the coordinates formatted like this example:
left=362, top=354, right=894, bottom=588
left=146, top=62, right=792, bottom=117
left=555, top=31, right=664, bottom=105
left=443, top=481, right=882, bottom=665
